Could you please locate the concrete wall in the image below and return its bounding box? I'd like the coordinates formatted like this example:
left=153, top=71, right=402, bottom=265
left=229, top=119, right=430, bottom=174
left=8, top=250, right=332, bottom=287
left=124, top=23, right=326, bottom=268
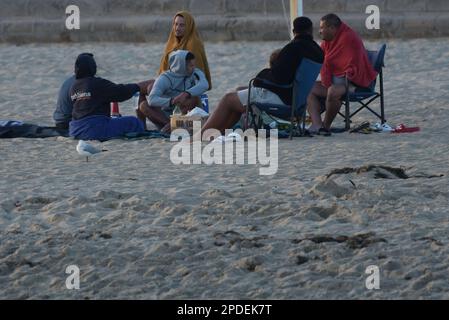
left=0, top=0, right=448, bottom=43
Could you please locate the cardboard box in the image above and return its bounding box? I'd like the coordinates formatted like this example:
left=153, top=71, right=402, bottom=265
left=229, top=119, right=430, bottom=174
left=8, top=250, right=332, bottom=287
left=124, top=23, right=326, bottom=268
left=170, top=115, right=208, bottom=135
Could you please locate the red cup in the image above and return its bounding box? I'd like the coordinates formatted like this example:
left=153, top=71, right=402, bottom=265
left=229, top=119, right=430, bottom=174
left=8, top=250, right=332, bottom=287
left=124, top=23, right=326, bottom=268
left=111, top=102, right=121, bottom=117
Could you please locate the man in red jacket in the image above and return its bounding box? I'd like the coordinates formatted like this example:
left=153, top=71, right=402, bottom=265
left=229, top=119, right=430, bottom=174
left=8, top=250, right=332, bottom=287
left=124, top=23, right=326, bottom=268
left=307, top=14, right=377, bottom=135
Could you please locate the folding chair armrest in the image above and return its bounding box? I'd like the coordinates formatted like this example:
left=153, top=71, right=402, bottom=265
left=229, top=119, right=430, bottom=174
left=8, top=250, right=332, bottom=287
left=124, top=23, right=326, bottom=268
left=253, top=77, right=293, bottom=89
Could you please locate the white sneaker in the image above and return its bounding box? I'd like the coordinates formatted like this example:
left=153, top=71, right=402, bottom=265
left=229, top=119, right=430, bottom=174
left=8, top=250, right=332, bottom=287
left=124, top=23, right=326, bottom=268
left=373, top=123, right=393, bottom=132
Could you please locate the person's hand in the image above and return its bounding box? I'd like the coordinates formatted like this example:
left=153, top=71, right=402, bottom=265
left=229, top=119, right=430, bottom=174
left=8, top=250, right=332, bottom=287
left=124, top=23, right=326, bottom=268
left=172, top=92, right=190, bottom=106
left=137, top=80, right=154, bottom=95
left=179, top=104, right=191, bottom=115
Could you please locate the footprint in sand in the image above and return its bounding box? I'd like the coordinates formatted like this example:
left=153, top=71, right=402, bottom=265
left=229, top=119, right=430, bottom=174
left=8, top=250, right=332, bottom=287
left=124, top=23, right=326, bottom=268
left=200, top=189, right=233, bottom=198
left=24, top=196, right=56, bottom=205
left=298, top=205, right=341, bottom=222
left=309, top=177, right=354, bottom=199
left=94, top=190, right=133, bottom=201
left=235, top=256, right=264, bottom=272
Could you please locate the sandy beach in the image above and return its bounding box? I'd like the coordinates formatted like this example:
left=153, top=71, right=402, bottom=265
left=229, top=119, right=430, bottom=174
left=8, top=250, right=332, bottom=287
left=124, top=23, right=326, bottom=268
left=1, top=38, right=449, bottom=299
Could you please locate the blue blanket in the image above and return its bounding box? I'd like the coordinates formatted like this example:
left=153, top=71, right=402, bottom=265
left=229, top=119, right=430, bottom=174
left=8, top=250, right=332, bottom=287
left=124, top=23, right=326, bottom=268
left=69, top=115, right=145, bottom=141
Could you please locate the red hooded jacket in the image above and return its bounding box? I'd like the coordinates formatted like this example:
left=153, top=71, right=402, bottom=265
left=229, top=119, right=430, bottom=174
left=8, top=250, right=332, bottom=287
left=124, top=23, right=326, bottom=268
left=320, top=23, right=377, bottom=88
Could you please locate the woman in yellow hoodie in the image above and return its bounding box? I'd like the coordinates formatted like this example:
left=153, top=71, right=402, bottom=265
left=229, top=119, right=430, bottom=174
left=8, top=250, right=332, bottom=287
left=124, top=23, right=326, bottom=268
left=137, top=11, right=211, bottom=125
left=159, top=11, right=212, bottom=89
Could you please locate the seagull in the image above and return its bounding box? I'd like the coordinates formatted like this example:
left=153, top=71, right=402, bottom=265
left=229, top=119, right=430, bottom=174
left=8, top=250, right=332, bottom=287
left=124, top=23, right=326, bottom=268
left=76, top=140, right=107, bottom=162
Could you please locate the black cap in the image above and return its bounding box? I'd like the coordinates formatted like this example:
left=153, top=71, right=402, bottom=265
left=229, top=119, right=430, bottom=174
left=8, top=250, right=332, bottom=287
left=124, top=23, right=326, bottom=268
left=293, top=16, right=313, bottom=33
left=75, top=53, right=97, bottom=79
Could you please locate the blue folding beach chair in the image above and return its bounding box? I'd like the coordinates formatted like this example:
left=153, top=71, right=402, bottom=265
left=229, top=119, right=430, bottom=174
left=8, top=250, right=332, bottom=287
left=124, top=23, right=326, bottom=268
left=245, top=58, right=322, bottom=139
left=340, top=44, right=387, bottom=130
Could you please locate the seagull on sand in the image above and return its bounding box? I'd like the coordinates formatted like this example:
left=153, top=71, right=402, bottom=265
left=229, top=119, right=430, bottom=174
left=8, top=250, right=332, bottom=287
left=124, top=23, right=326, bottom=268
left=76, top=140, right=107, bottom=162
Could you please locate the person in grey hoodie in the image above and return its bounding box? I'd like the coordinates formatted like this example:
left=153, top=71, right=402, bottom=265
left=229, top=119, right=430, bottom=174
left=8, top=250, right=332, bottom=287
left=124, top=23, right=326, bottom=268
left=138, top=50, right=209, bottom=133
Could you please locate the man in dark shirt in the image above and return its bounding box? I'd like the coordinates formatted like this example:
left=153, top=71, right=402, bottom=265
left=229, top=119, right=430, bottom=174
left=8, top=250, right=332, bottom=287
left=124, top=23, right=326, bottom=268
left=53, top=53, right=97, bottom=130
left=69, top=53, right=152, bottom=141
left=201, top=17, right=324, bottom=135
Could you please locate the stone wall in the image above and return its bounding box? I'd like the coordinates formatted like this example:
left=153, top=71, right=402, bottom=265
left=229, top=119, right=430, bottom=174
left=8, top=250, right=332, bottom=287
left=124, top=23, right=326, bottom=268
left=0, top=0, right=448, bottom=43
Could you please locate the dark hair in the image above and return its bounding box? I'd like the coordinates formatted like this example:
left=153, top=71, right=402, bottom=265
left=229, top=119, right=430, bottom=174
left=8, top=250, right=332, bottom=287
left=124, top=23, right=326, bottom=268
left=321, top=13, right=342, bottom=28
left=293, top=16, right=313, bottom=34
left=75, top=53, right=97, bottom=79
left=186, top=52, right=195, bottom=62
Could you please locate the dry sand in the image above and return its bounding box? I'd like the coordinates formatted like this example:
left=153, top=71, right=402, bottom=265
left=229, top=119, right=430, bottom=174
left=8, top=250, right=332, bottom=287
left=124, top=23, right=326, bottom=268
left=0, top=39, right=449, bottom=299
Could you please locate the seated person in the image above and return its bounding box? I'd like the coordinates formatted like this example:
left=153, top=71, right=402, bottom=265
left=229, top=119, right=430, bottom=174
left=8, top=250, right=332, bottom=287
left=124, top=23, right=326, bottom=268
left=53, top=75, right=75, bottom=130
left=142, top=11, right=212, bottom=100
left=307, top=13, right=378, bottom=135
left=69, top=53, right=152, bottom=141
left=53, top=73, right=77, bottom=129
left=138, top=50, right=209, bottom=133
left=54, top=53, right=99, bottom=130
left=159, top=11, right=212, bottom=89
left=201, top=17, right=324, bottom=135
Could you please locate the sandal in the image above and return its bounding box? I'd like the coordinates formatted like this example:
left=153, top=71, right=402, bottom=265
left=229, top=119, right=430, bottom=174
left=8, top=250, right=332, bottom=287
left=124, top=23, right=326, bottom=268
left=318, top=127, right=332, bottom=137
left=392, top=124, right=421, bottom=134
left=350, top=121, right=370, bottom=133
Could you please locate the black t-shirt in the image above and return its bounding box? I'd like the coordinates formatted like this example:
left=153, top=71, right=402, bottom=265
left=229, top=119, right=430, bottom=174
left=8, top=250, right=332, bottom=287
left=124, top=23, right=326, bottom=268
left=70, top=77, right=140, bottom=120
left=254, top=34, right=324, bottom=105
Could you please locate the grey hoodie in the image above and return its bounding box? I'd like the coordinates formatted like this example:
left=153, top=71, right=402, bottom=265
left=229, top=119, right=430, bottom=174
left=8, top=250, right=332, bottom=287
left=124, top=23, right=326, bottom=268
left=148, top=50, right=209, bottom=109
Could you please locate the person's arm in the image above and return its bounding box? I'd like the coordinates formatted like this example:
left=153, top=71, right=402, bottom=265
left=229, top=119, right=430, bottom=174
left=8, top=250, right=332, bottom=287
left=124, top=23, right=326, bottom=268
left=185, top=68, right=209, bottom=97
left=148, top=75, right=172, bottom=108
left=171, top=69, right=208, bottom=108
left=319, top=42, right=333, bottom=88
left=98, top=78, right=140, bottom=103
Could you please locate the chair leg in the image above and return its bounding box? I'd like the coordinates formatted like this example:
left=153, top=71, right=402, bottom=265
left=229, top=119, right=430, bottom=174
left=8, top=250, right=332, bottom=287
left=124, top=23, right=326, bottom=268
left=345, top=96, right=351, bottom=131
left=289, top=117, right=294, bottom=140
left=380, top=69, right=386, bottom=124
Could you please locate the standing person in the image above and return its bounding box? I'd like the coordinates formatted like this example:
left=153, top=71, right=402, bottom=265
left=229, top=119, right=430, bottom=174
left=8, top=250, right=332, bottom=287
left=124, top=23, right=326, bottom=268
left=307, top=13, right=377, bottom=135
left=69, top=53, right=152, bottom=141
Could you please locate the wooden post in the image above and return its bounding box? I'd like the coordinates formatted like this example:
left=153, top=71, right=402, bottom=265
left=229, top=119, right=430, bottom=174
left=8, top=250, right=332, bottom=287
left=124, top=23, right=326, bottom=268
left=290, top=0, right=304, bottom=37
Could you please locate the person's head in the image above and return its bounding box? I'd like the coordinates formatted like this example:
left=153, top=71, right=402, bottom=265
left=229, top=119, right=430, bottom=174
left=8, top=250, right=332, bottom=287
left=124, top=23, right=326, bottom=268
left=174, top=14, right=186, bottom=39
left=168, top=50, right=195, bottom=76
left=293, top=16, right=313, bottom=37
left=269, top=49, right=282, bottom=68
left=185, top=51, right=196, bottom=75
left=320, top=13, right=342, bottom=41
left=74, top=53, right=96, bottom=79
